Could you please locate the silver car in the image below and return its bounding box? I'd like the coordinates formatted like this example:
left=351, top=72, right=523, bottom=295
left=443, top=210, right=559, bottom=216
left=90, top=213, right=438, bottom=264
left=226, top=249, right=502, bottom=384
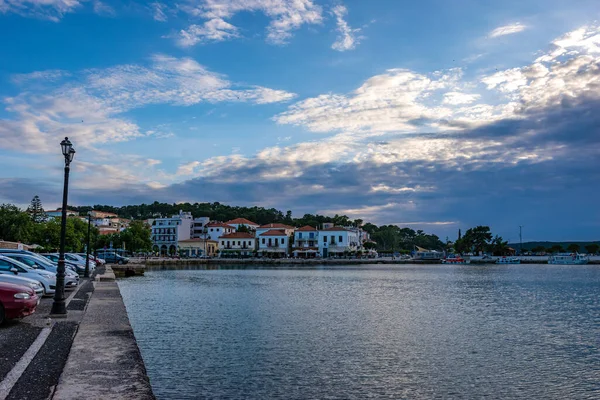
left=0, top=274, right=44, bottom=297
left=4, top=254, right=79, bottom=289
left=0, top=256, right=57, bottom=296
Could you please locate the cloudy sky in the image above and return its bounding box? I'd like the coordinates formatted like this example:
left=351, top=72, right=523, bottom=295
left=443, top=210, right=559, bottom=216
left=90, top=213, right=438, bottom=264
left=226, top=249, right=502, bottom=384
left=1, top=0, right=599, bottom=241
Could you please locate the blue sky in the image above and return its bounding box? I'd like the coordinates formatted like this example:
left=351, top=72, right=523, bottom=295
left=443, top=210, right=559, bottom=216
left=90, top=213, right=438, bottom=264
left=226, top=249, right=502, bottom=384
left=0, top=0, right=599, bottom=241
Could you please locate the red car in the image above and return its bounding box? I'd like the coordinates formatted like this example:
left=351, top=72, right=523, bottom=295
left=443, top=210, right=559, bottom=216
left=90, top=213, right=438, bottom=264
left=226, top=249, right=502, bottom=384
left=0, top=282, right=39, bottom=325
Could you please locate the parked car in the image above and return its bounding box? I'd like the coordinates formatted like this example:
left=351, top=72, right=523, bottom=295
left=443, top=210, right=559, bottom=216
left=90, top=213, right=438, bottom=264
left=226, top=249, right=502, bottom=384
left=0, top=250, right=81, bottom=273
left=0, top=256, right=57, bottom=296
left=64, top=253, right=96, bottom=269
left=40, top=254, right=85, bottom=274
left=76, top=253, right=105, bottom=265
left=0, top=274, right=44, bottom=297
left=3, top=254, right=79, bottom=289
left=96, top=251, right=129, bottom=265
left=0, top=281, right=39, bottom=325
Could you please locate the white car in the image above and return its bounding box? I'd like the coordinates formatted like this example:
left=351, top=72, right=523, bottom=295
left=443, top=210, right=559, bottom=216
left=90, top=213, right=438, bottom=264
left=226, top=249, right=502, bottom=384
left=4, top=254, right=79, bottom=289
left=0, top=274, right=45, bottom=297
left=0, top=256, right=57, bottom=296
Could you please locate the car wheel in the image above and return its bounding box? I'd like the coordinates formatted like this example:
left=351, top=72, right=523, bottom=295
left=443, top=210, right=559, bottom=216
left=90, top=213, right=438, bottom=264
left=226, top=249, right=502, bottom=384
left=0, top=303, right=5, bottom=325
left=118, top=260, right=124, bottom=265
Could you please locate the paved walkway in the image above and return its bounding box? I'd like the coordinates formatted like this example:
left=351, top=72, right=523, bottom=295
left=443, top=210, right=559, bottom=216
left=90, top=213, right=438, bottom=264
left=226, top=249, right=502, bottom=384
left=0, top=267, right=154, bottom=400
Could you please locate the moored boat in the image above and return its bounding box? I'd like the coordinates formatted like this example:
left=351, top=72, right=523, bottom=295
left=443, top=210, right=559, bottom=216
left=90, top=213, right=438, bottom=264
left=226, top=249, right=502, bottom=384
left=548, top=253, right=589, bottom=265
left=496, top=256, right=520, bottom=264
left=442, top=256, right=470, bottom=264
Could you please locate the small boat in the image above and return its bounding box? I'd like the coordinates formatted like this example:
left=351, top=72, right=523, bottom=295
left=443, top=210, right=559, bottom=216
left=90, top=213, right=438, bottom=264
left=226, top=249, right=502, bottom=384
left=496, top=256, right=520, bottom=264
left=548, top=253, right=589, bottom=265
left=442, top=256, right=470, bottom=264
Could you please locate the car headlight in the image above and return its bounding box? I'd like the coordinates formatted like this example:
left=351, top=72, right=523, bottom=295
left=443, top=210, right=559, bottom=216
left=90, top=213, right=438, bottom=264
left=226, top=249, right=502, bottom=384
left=30, top=283, right=42, bottom=290
left=14, top=292, right=31, bottom=299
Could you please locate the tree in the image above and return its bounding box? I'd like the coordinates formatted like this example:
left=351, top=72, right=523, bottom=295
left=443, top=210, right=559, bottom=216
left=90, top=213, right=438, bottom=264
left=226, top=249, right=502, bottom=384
left=27, top=195, right=46, bottom=223
left=547, top=245, right=564, bottom=254
left=531, top=246, right=546, bottom=253
left=566, top=243, right=580, bottom=253
left=0, top=204, right=34, bottom=243
left=363, top=242, right=377, bottom=250
left=584, top=244, right=599, bottom=254
left=489, top=235, right=510, bottom=256
left=237, top=224, right=250, bottom=233
left=463, top=226, right=493, bottom=255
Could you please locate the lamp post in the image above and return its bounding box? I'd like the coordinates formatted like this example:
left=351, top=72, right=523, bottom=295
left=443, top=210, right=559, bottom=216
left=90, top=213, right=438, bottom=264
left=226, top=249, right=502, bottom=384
left=85, top=212, right=91, bottom=278
left=50, top=137, right=76, bottom=316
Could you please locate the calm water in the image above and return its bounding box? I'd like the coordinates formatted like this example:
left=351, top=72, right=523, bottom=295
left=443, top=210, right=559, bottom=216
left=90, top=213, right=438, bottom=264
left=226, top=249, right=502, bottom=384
left=118, top=264, right=600, bottom=399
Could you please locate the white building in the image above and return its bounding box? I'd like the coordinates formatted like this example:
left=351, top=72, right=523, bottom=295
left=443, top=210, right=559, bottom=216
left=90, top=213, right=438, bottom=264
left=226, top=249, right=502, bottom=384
left=292, top=225, right=319, bottom=258
left=256, top=223, right=295, bottom=237
left=257, top=229, right=289, bottom=257
left=192, top=217, right=210, bottom=239
left=151, top=210, right=194, bottom=255
left=205, top=222, right=236, bottom=241
left=318, top=227, right=361, bottom=258
left=218, top=232, right=255, bottom=257
left=225, top=218, right=260, bottom=231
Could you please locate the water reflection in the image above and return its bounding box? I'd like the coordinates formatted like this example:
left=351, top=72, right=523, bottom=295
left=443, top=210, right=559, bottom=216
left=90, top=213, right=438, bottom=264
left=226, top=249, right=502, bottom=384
left=119, top=264, right=600, bottom=399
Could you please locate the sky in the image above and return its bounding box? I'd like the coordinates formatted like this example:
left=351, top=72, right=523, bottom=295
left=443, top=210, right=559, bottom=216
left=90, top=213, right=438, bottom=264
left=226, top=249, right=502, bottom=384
left=0, top=0, right=599, bottom=242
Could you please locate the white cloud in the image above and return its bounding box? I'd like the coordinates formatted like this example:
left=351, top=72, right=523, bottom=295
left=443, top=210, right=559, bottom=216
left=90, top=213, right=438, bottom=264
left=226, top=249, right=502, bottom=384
left=0, top=0, right=85, bottom=21
left=443, top=92, right=480, bottom=105
left=92, top=0, right=113, bottom=16
left=1, top=54, right=296, bottom=155
left=177, top=161, right=201, bottom=176
left=177, top=18, right=239, bottom=47
left=177, top=0, right=323, bottom=46
left=489, top=22, right=527, bottom=38
left=151, top=1, right=167, bottom=22
left=331, top=5, right=361, bottom=52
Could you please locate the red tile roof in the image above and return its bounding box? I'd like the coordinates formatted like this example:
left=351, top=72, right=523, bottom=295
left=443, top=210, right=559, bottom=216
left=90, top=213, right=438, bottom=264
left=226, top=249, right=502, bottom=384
left=259, top=229, right=287, bottom=237
left=296, top=225, right=317, bottom=231
left=320, top=226, right=351, bottom=232
left=225, top=218, right=259, bottom=226
left=219, top=232, right=255, bottom=239
left=206, top=222, right=235, bottom=228
left=178, top=239, right=218, bottom=243
left=259, top=223, right=294, bottom=229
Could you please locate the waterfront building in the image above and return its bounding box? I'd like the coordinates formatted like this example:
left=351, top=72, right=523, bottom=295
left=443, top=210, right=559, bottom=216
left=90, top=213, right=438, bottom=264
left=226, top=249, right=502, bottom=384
left=318, top=226, right=361, bottom=258
left=192, top=217, right=211, bottom=239
left=178, top=238, right=218, bottom=257
left=257, top=229, right=289, bottom=257
left=292, top=226, right=319, bottom=258
left=225, top=218, right=259, bottom=231
left=256, top=223, right=295, bottom=237
left=205, top=222, right=236, bottom=241
left=151, top=211, right=194, bottom=255
left=45, top=209, right=79, bottom=219
left=89, top=210, right=118, bottom=219
left=218, top=232, right=255, bottom=257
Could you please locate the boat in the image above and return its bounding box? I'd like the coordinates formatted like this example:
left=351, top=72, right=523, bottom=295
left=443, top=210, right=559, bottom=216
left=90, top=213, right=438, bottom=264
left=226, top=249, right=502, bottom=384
left=442, top=256, right=470, bottom=264
left=548, top=253, right=589, bottom=265
left=496, top=256, right=520, bottom=264
left=413, top=246, right=443, bottom=261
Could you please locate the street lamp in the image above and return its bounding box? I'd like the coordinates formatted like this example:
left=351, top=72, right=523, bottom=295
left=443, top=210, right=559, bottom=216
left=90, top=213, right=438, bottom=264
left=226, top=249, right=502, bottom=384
left=50, top=137, right=75, bottom=316
left=84, top=212, right=91, bottom=278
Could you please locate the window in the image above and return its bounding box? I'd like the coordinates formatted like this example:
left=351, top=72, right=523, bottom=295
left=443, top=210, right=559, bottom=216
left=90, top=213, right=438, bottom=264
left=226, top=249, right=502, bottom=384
left=211, top=228, right=214, bottom=232
left=262, top=238, right=265, bottom=244
left=323, top=236, right=327, bottom=242
left=299, top=233, right=302, bottom=238
left=238, top=241, right=241, bottom=246
left=309, top=233, right=314, bottom=238
left=339, top=236, right=343, bottom=243
left=221, top=241, right=225, bottom=245
left=0, top=259, right=12, bottom=270
left=281, top=239, right=285, bottom=244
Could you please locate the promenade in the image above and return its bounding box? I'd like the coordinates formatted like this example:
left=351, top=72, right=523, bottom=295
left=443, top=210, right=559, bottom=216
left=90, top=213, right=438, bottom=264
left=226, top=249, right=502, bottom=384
left=0, top=266, right=154, bottom=400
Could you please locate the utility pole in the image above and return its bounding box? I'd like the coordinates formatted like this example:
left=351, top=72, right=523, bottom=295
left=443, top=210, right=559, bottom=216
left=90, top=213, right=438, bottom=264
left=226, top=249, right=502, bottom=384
left=519, top=225, right=523, bottom=255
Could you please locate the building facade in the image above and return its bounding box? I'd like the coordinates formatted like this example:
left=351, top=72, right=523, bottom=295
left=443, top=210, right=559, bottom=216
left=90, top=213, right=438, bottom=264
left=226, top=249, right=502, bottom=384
left=225, top=218, right=260, bottom=231
left=151, top=211, right=194, bottom=255
left=292, top=225, right=319, bottom=258
left=206, top=222, right=236, bottom=241
left=257, top=229, right=289, bottom=257
left=192, top=217, right=210, bottom=239
left=178, top=238, right=218, bottom=257
left=218, top=232, right=255, bottom=257
left=318, top=227, right=361, bottom=257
